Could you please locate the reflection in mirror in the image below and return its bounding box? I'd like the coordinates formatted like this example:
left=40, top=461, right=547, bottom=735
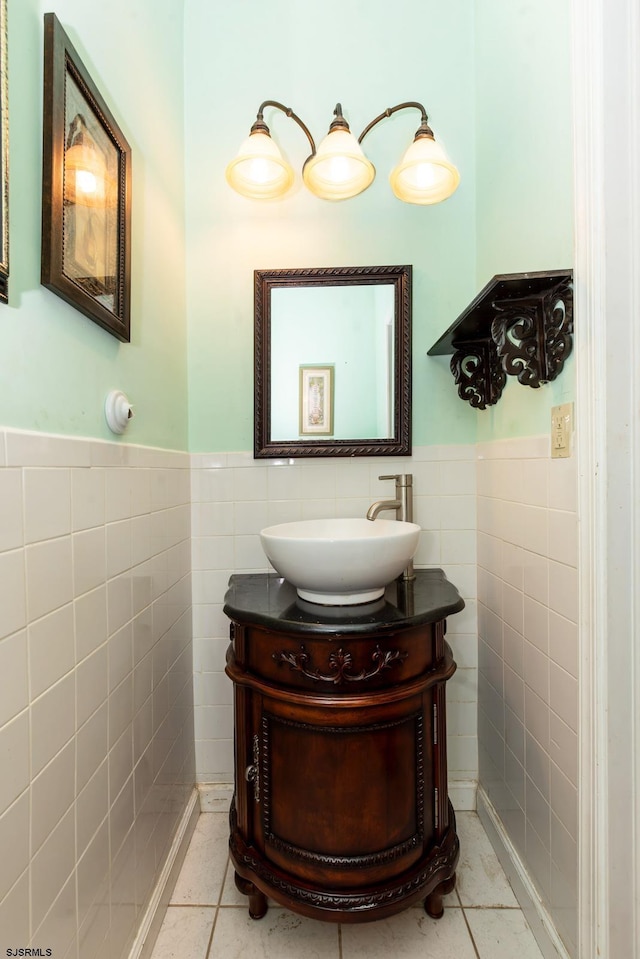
left=254, top=265, right=412, bottom=458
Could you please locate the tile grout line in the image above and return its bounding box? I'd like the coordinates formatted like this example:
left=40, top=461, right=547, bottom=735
left=458, top=900, right=482, bottom=959
left=204, top=854, right=231, bottom=958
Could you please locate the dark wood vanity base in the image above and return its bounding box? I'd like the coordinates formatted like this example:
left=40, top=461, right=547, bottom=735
left=224, top=570, right=464, bottom=925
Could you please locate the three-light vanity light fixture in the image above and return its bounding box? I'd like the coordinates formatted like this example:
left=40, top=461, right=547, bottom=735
left=225, top=100, right=460, bottom=205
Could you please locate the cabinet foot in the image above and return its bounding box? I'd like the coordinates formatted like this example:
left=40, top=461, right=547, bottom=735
left=234, top=872, right=268, bottom=919
left=424, top=873, right=456, bottom=919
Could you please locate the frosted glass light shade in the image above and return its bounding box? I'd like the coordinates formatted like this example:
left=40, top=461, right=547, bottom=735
left=65, top=141, right=117, bottom=207
left=303, top=129, right=375, bottom=200
left=225, top=132, right=294, bottom=199
left=390, top=135, right=460, bottom=205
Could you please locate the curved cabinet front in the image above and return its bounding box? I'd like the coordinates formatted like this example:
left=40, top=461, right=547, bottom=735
left=224, top=571, right=463, bottom=924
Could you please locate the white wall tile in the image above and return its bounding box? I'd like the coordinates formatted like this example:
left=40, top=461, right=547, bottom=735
left=548, top=561, right=578, bottom=623
left=76, top=702, right=108, bottom=793
left=548, top=610, right=578, bottom=679
left=502, top=584, right=524, bottom=634
left=76, top=644, right=109, bottom=730
left=74, top=586, right=108, bottom=662
left=191, top=536, right=234, bottom=571
left=523, top=595, right=549, bottom=654
left=440, top=459, right=476, bottom=495
left=523, top=551, right=549, bottom=606
left=0, top=791, right=29, bottom=903
left=0, top=550, right=27, bottom=641
left=550, top=661, right=578, bottom=732
left=106, top=519, right=132, bottom=579
left=71, top=467, right=106, bottom=532
left=30, top=807, right=76, bottom=934
left=0, top=469, right=24, bottom=551
left=105, top=468, right=133, bottom=522
left=548, top=509, right=578, bottom=567
left=0, top=631, right=28, bottom=727
left=30, top=673, right=75, bottom=779
left=512, top=504, right=549, bottom=555
left=300, top=497, right=338, bottom=519
left=193, top=502, right=233, bottom=536
left=107, top=574, right=133, bottom=635
left=440, top=495, right=477, bottom=530
left=23, top=469, right=71, bottom=544
left=28, top=603, right=75, bottom=700
left=6, top=430, right=90, bottom=468
left=503, top=625, right=524, bottom=678
left=475, top=436, right=579, bottom=939
left=195, top=738, right=234, bottom=779
left=26, top=536, right=73, bottom=622
left=551, top=761, right=578, bottom=840
left=0, top=872, right=29, bottom=948
left=233, top=500, right=269, bottom=535
left=518, top=458, right=549, bottom=508
left=441, top=529, right=476, bottom=564
left=504, top=666, right=524, bottom=723
left=31, top=739, right=75, bottom=856
left=524, top=685, right=550, bottom=753
left=0, top=711, right=29, bottom=812
left=523, top=641, right=549, bottom=702
left=0, top=431, right=197, bottom=959
left=548, top=457, right=577, bottom=512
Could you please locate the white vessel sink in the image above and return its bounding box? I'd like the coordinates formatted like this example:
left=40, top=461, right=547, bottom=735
left=260, top=517, right=421, bottom=606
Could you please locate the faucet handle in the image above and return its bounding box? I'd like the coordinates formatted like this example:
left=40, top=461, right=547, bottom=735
left=378, top=473, right=413, bottom=485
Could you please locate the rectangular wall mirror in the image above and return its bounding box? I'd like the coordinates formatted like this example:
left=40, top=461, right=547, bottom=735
left=254, top=264, right=412, bottom=458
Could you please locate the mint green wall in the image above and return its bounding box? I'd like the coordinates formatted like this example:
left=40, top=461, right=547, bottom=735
left=5, top=0, right=572, bottom=452
left=5, top=0, right=189, bottom=449
left=270, top=285, right=390, bottom=440
left=474, top=0, right=574, bottom=442
left=184, top=0, right=478, bottom=452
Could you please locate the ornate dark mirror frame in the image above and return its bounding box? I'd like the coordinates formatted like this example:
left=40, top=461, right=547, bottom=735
left=254, top=264, right=412, bottom=458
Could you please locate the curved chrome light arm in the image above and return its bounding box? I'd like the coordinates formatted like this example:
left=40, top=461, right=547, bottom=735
left=358, top=101, right=434, bottom=144
left=252, top=100, right=316, bottom=156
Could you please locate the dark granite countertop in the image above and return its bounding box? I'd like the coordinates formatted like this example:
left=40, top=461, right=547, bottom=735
left=223, top=569, right=465, bottom=636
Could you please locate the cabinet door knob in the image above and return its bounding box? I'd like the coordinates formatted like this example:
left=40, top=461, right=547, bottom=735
left=245, top=734, right=260, bottom=802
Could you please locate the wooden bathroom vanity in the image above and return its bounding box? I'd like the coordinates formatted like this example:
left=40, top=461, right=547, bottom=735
left=223, top=569, right=464, bottom=924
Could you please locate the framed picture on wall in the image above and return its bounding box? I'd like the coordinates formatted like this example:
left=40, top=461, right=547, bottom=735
left=41, top=12, right=132, bottom=342
left=299, top=365, right=334, bottom=436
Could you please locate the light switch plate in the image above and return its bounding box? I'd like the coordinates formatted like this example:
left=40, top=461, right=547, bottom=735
left=551, top=402, right=573, bottom=458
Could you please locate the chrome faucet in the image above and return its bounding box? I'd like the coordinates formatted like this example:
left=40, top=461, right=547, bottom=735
left=367, top=473, right=415, bottom=581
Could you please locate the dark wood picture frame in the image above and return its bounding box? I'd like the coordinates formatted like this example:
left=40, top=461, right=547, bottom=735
left=254, top=265, right=412, bottom=458
left=0, top=0, right=9, bottom=303
left=41, top=13, right=131, bottom=341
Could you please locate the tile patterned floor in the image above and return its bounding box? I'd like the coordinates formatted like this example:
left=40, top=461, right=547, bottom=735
left=150, top=811, right=545, bottom=959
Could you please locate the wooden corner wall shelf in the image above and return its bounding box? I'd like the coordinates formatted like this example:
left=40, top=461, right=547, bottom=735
left=428, top=270, right=573, bottom=409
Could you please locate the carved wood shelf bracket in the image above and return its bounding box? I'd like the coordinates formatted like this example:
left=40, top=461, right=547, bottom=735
left=449, top=337, right=506, bottom=409
left=428, top=270, right=573, bottom=409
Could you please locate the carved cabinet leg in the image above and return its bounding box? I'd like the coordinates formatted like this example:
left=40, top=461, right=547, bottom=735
left=234, top=872, right=268, bottom=919
left=424, top=873, right=457, bottom=919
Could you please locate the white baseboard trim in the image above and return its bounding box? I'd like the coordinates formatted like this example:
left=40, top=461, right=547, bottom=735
left=448, top=779, right=477, bottom=811
left=128, top=787, right=201, bottom=959
left=476, top=786, right=569, bottom=959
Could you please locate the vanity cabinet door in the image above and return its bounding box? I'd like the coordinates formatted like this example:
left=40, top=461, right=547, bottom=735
left=254, top=691, right=434, bottom=890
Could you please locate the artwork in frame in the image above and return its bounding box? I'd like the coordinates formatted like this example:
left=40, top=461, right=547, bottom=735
left=0, top=0, right=9, bottom=303
left=299, top=365, right=334, bottom=436
left=41, top=13, right=131, bottom=341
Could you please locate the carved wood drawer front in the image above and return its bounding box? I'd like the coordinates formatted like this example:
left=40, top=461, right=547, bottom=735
left=245, top=622, right=436, bottom=691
